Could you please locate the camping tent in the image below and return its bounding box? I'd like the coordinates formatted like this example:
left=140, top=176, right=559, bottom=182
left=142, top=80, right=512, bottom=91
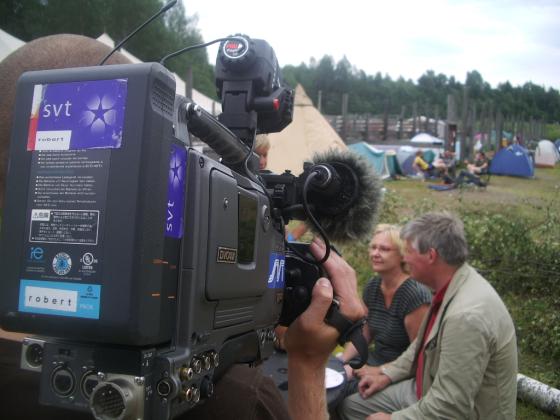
left=490, top=144, right=534, bottom=178
left=396, top=146, right=418, bottom=176
left=534, top=139, right=559, bottom=168
left=411, top=133, right=444, bottom=145
left=385, top=149, right=402, bottom=178
left=267, top=85, right=347, bottom=174
left=555, top=139, right=560, bottom=154
left=348, top=142, right=391, bottom=179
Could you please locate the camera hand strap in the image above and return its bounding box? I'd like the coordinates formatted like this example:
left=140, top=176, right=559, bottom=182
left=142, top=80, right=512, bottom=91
left=325, top=300, right=368, bottom=369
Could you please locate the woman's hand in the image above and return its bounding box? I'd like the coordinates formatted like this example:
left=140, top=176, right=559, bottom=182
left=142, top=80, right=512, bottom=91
left=353, top=364, right=382, bottom=378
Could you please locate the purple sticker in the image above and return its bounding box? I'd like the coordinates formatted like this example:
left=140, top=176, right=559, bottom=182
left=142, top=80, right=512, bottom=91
left=28, top=79, right=128, bottom=151
left=165, top=144, right=186, bottom=239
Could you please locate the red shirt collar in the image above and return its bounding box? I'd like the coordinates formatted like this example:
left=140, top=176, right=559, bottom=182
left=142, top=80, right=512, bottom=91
left=432, top=279, right=452, bottom=306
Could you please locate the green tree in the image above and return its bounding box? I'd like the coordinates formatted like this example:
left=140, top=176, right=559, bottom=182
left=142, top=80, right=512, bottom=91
left=0, top=0, right=216, bottom=97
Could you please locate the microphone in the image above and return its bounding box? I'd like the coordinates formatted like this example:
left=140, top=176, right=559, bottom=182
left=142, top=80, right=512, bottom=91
left=99, top=0, right=177, bottom=65
left=303, top=149, right=383, bottom=243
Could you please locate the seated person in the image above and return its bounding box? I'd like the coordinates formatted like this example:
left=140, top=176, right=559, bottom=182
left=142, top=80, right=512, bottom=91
left=413, top=151, right=447, bottom=179
left=337, top=212, right=517, bottom=420
left=454, top=169, right=486, bottom=187
left=433, top=150, right=456, bottom=177
left=338, top=224, right=431, bottom=395
left=465, top=151, right=488, bottom=175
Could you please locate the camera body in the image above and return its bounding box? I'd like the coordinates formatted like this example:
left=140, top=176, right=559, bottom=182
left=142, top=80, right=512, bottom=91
left=0, top=36, right=302, bottom=419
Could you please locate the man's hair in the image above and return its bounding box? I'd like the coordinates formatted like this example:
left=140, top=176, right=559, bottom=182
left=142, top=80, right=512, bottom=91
left=255, top=134, right=270, bottom=151
left=401, top=211, right=468, bottom=266
left=0, top=34, right=130, bottom=208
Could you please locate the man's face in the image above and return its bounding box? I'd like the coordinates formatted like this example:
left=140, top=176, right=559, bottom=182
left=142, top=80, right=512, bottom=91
left=403, top=240, right=432, bottom=285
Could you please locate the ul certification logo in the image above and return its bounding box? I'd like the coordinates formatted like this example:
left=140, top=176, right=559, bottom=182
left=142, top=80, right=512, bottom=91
left=52, top=252, right=72, bottom=276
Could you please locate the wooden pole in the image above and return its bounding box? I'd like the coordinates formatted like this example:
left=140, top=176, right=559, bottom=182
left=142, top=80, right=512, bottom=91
left=342, top=93, right=349, bottom=141
left=398, top=105, right=405, bottom=140
left=382, top=100, right=389, bottom=141
left=460, top=87, right=469, bottom=161
left=412, top=102, right=418, bottom=136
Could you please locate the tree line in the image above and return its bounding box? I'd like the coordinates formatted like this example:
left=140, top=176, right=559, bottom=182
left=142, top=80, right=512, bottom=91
left=282, top=56, right=560, bottom=124
left=3, top=0, right=559, bottom=127
left=0, top=0, right=216, bottom=97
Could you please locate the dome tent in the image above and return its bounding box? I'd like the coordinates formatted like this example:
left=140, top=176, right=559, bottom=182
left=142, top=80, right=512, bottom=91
left=535, top=139, right=559, bottom=168
left=490, top=144, right=534, bottom=178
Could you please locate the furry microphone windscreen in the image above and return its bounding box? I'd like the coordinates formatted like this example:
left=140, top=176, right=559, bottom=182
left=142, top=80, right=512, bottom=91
left=307, top=149, right=383, bottom=243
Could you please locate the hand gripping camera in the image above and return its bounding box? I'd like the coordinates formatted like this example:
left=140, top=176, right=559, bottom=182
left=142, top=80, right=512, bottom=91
left=0, top=34, right=379, bottom=420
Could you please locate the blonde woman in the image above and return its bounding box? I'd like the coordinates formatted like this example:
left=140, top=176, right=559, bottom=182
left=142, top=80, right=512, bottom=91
left=339, top=224, right=431, bottom=394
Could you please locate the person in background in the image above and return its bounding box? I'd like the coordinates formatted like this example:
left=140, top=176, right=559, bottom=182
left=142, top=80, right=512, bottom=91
left=338, top=224, right=431, bottom=397
left=465, top=150, right=488, bottom=175
left=255, top=134, right=270, bottom=171
left=432, top=150, right=456, bottom=177
left=338, top=212, right=518, bottom=420
left=413, top=150, right=448, bottom=180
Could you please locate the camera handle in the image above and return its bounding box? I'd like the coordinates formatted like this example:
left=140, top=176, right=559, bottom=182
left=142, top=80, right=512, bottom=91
left=325, top=300, right=368, bottom=369
left=280, top=244, right=368, bottom=369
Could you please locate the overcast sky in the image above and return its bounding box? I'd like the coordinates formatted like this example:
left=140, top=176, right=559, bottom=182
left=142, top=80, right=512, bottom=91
left=186, top=0, right=559, bottom=90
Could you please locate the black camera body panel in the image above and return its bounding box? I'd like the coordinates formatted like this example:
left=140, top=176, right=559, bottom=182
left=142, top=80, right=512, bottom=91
left=0, top=62, right=284, bottom=418
left=0, top=63, right=180, bottom=345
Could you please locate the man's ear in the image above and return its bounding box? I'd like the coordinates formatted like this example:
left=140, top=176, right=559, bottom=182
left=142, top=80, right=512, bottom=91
left=427, top=248, right=438, bottom=264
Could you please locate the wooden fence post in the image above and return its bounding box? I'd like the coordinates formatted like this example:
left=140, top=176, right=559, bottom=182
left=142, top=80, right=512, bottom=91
left=412, top=102, right=418, bottom=136
left=398, top=105, right=405, bottom=140
left=446, top=94, right=458, bottom=152
left=460, top=86, right=469, bottom=161
left=341, top=93, right=349, bottom=141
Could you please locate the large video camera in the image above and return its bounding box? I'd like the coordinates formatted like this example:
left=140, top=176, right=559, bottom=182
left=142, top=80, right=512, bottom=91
left=0, top=32, right=379, bottom=420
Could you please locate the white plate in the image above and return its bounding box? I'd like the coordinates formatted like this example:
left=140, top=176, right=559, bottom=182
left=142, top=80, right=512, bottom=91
left=325, top=367, right=344, bottom=389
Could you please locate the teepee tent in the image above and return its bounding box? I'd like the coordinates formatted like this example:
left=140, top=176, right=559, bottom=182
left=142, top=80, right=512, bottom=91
left=267, top=85, right=347, bottom=174
left=0, top=29, right=25, bottom=61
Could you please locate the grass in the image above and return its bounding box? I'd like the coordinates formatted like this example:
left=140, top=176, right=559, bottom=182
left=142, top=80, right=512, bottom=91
left=333, top=166, right=560, bottom=419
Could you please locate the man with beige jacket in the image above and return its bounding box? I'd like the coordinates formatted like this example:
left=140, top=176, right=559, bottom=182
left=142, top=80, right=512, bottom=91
left=338, top=212, right=518, bottom=420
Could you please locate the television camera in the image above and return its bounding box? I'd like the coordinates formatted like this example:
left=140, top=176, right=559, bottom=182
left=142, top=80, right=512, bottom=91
left=0, top=30, right=380, bottom=420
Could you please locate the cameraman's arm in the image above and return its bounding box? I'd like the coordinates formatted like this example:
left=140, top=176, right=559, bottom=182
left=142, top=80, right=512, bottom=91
left=285, top=239, right=365, bottom=420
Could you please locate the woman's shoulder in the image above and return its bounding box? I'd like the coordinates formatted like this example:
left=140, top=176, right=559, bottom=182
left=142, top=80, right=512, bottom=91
left=363, top=276, right=382, bottom=298
left=398, top=278, right=432, bottom=303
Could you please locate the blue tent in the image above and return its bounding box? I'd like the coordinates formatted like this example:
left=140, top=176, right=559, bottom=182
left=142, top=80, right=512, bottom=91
left=349, top=142, right=390, bottom=178
left=490, top=144, right=534, bottom=178
left=555, top=139, right=560, bottom=154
